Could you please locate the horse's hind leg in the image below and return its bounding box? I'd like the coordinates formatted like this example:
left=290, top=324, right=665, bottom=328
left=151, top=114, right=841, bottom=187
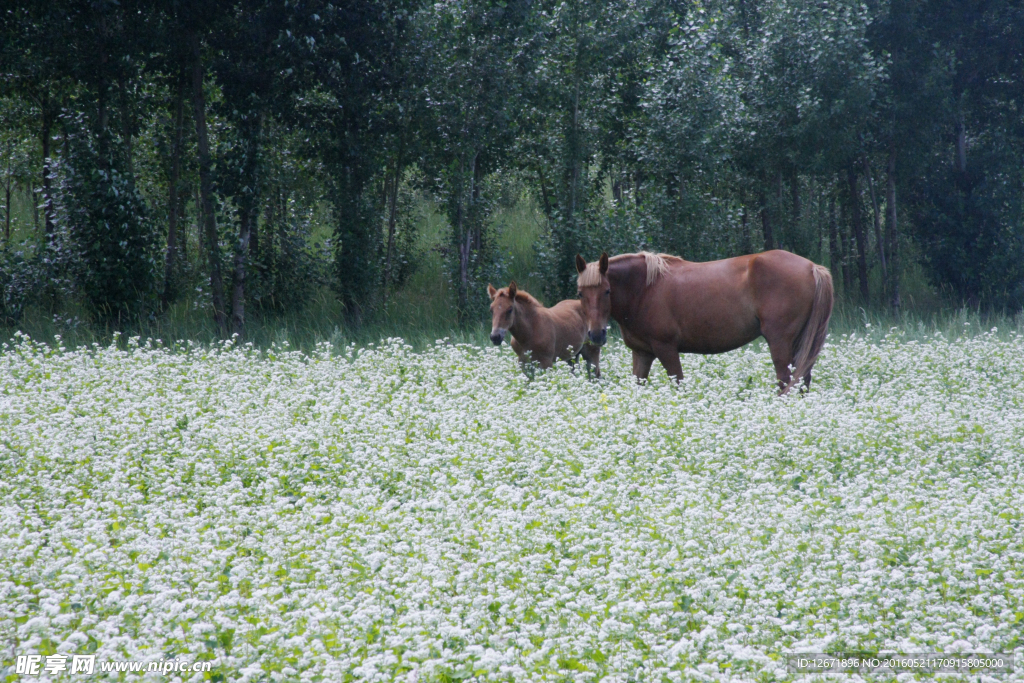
left=765, top=339, right=796, bottom=394
left=801, top=368, right=812, bottom=393
left=761, top=318, right=803, bottom=394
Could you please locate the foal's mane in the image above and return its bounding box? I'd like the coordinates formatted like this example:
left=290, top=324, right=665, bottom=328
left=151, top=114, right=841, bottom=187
left=577, top=251, right=678, bottom=288
left=514, top=290, right=541, bottom=306
left=497, top=287, right=542, bottom=307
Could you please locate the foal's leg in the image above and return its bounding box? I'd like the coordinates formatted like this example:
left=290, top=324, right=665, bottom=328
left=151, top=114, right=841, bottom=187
left=513, top=342, right=537, bottom=380
left=582, top=344, right=601, bottom=380
left=631, top=349, right=656, bottom=382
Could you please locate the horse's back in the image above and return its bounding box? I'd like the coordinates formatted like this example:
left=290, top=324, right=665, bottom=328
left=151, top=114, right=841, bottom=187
left=643, top=256, right=761, bottom=353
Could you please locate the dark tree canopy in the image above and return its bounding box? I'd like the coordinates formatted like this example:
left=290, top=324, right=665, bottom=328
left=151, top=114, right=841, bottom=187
left=1, top=0, right=1022, bottom=331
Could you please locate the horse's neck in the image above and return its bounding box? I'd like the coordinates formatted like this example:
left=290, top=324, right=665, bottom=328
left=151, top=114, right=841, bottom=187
left=609, top=256, right=647, bottom=324
left=509, top=299, right=539, bottom=346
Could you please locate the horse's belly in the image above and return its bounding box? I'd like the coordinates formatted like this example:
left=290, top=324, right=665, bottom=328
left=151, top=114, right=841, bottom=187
left=678, top=335, right=758, bottom=355
left=678, top=321, right=761, bottom=354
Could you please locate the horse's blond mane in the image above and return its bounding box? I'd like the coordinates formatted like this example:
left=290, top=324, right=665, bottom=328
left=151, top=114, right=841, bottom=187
left=577, top=263, right=603, bottom=288
left=577, top=251, right=676, bottom=288
left=641, top=251, right=672, bottom=286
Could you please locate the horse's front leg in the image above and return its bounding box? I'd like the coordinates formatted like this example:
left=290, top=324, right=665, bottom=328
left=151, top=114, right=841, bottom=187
left=512, top=341, right=537, bottom=379
left=631, top=349, right=656, bottom=383
left=650, top=342, right=684, bottom=383
left=582, top=344, right=601, bottom=380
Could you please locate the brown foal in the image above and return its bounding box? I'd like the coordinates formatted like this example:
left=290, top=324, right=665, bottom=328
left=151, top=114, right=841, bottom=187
left=488, top=281, right=600, bottom=378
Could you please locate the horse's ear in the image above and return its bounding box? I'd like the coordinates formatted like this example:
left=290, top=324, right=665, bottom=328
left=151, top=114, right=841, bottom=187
left=575, top=254, right=587, bottom=274
left=508, top=281, right=518, bottom=299
left=599, top=252, right=609, bottom=274
left=487, top=284, right=497, bottom=300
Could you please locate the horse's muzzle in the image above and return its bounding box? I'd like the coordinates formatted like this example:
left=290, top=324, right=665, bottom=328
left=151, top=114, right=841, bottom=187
left=490, top=330, right=505, bottom=346
left=588, top=328, right=607, bottom=346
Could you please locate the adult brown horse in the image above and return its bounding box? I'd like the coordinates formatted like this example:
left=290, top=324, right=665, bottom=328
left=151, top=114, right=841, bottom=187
left=488, top=281, right=601, bottom=378
left=575, top=250, right=833, bottom=393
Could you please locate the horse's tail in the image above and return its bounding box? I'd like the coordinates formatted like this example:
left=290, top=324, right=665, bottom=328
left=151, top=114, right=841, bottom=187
left=788, top=264, right=834, bottom=392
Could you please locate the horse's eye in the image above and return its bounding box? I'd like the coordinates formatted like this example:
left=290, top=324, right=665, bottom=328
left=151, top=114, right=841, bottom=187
left=605, top=289, right=611, bottom=295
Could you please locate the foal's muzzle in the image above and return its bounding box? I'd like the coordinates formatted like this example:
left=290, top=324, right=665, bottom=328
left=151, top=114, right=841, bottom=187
left=490, top=329, right=505, bottom=346
left=588, top=328, right=607, bottom=346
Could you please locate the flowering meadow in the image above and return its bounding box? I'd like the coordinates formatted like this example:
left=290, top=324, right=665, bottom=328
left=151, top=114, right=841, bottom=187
left=1, top=330, right=1022, bottom=682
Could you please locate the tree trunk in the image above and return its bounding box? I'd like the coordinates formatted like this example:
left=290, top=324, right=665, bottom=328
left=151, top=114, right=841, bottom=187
left=250, top=199, right=261, bottom=263
left=837, top=197, right=852, bottom=295
left=815, top=180, right=825, bottom=261
left=231, top=203, right=252, bottom=338
left=536, top=165, right=554, bottom=219
left=828, top=194, right=841, bottom=286
left=775, top=171, right=784, bottom=248
left=955, top=120, right=967, bottom=173
left=846, top=166, right=869, bottom=302
left=740, top=204, right=750, bottom=254
left=862, top=155, right=887, bottom=296
left=230, top=115, right=263, bottom=339
left=162, top=73, right=185, bottom=309
left=97, top=14, right=110, bottom=168
left=41, top=107, right=54, bottom=237
left=3, top=140, right=11, bottom=242
left=382, top=148, right=403, bottom=303
left=760, top=191, right=773, bottom=251
left=118, top=75, right=135, bottom=184
left=456, top=151, right=478, bottom=322
left=789, top=170, right=801, bottom=247
left=568, top=74, right=580, bottom=219
left=885, top=146, right=900, bottom=311
left=3, top=180, right=10, bottom=243
left=190, top=29, right=228, bottom=338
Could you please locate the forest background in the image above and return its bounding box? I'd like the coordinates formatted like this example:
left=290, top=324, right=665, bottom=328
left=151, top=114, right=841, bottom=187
left=1, top=0, right=1022, bottom=348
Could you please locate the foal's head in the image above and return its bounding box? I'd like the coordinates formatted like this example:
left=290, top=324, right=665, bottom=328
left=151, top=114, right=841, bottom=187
left=487, top=281, right=519, bottom=345
left=575, top=252, right=610, bottom=346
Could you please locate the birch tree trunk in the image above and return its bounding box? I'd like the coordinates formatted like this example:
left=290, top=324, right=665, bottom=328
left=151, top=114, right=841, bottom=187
left=190, top=29, right=228, bottom=337
left=828, top=194, right=841, bottom=286
left=162, top=74, right=185, bottom=309
left=847, top=167, right=869, bottom=302
left=885, top=147, right=900, bottom=311
left=862, top=155, right=887, bottom=298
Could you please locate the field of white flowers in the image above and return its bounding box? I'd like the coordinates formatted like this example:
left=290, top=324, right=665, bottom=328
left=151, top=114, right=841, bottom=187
left=1, top=330, right=1022, bottom=682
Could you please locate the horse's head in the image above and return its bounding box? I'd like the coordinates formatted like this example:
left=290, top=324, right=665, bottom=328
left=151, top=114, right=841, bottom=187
left=487, top=281, right=518, bottom=345
left=575, top=252, right=610, bottom=346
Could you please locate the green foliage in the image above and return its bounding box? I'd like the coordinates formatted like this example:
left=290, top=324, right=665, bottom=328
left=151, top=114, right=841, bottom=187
left=56, top=120, right=160, bottom=322
left=914, top=164, right=1024, bottom=308
left=1, top=0, right=1022, bottom=336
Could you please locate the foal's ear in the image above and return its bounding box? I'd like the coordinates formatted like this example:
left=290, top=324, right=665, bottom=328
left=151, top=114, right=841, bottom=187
left=508, top=281, right=518, bottom=298
left=487, top=283, right=497, bottom=300
left=599, top=252, right=609, bottom=274
left=575, top=254, right=587, bottom=274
